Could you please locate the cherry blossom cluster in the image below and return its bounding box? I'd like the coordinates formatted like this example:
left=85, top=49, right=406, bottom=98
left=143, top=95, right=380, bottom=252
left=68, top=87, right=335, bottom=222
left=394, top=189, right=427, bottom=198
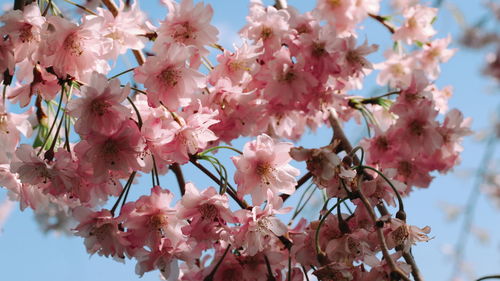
left=0, top=0, right=471, bottom=280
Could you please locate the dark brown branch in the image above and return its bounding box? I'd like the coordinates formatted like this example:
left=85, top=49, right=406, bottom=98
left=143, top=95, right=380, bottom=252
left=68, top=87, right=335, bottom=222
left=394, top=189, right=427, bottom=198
left=189, top=156, right=249, bottom=209
left=403, top=251, right=423, bottom=281
left=14, top=0, right=34, bottom=10
left=368, top=13, right=396, bottom=34
left=170, top=163, right=186, bottom=196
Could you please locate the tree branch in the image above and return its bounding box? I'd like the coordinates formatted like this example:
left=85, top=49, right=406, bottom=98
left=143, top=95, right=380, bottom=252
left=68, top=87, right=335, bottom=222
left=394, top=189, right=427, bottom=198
left=189, top=156, right=249, bottom=209
left=368, top=13, right=396, bottom=34
left=274, top=0, right=287, bottom=10
left=170, top=163, right=186, bottom=196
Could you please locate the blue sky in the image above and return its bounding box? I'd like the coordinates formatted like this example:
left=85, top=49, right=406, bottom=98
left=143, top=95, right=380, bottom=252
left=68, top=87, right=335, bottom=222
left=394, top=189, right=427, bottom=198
left=1, top=0, right=500, bottom=280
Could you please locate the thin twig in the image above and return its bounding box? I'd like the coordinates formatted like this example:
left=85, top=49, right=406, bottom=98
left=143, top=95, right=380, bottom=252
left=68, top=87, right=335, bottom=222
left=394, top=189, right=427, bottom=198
left=170, top=163, right=186, bottom=196
left=403, top=251, right=423, bottom=281
left=477, top=275, right=500, bottom=281
left=368, top=13, right=396, bottom=34
left=329, top=113, right=412, bottom=281
left=274, top=0, right=287, bottom=9
left=189, top=156, right=249, bottom=209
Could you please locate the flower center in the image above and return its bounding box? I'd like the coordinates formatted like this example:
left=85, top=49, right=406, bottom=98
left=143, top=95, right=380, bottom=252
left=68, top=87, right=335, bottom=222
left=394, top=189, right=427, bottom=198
left=327, top=0, right=342, bottom=8
left=149, top=213, right=168, bottom=230
left=171, top=21, right=196, bottom=43
left=409, top=119, right=425, bottom=136
left=19, top=23, right=34, bottom=43
left=158, top=67, right=181, bottom=88
left=64, top=33, right=83, bottom=56
left=256, top=162, right=274, bottom=185
left=198, top=203, right=218, bottom=221
left=0, top=113, right=9, bottom=134
left=260, top=26, right=273, bottom=40
left=90, top=99, right=111, bottom=116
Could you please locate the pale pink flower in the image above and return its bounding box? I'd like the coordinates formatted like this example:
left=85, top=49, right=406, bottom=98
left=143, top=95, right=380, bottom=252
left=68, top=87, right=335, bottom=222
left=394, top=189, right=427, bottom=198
left=416, top=36, right=456, bottom=79
left=161, top=102, right=219, bottom=164
left=178, top=183, right=236, bottom=245
left=122, top=186, right=190, bottom=279
left=96, top=1, right=151, bottom=60
left=73, top=207, right=131, bottom=260
left=156, top=0, right=218, bottom=55
left=121, top=186, right=187, bottom=252
left=208, top=41, right=262, bottom=86
left=67, top=72, right=131, bottom=136
left=0, top=2, right=44, bottom=62
left=332, top=36, right=378, bottom=78
left=8, top=64, right=59, bottom=107
left=232, top=134, right=299, bottom=205
left=233, top=191, right=289, bottom=256
left=375, top=50, right=415, bottom=88
left=77, top=120, right=146, bottom=178
left=240, top=3, right=291, bottom=56
left=314, top=0, right=380, bottom=34
left=383, top=218, right=431, bottom=251
left=393, top=5, right=437, bottom=44
left=290, top=143, right=356, bottom=198
left=134, top=44, right=205, bottom=109
left=10, top=144, right=52, bottom=187
left=41, top=15, right=111, bottom=81
left=362, top=168, right=407, bottom=206
left=0, top=104, right=32, bottom=162
left=262, top=47, right=318, bottom=106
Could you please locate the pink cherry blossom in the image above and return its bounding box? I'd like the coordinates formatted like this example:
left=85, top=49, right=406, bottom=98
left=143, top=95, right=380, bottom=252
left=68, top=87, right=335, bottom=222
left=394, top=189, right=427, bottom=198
left=178, top=183, right=236, bottom=246
left=40, top=15, right=110, bottom=81
left=73, top=207, right=131, bottom=260
left=134, top=44, right=205, bottom=109
left=76, top=120, right=145, bottom=178
left=156, top=0, right=218, bottom=56
left=0, top=2, right=44, bottom=63
left=67, top=71, right=131, bottom=136
left=232, top=134, right=299, bottom=205
left=96, top=1, right=151, bottom=60
left=393, top=5, right=437, bottom=44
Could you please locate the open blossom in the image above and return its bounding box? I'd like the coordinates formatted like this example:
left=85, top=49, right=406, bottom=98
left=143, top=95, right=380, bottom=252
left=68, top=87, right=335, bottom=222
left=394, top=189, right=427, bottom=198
left=232, top=134, right=299, bottom=205
left=290, top=143, right=356, bottom=198
left=73, top=207, right=131, bottom=260
left=40, top=15, right=110, bottom=81
left=178, top=183, right=236, bottom=245
left=233, top=191, right=290, bottom=256
left=8, top=64, right=59, bottom=107
left=240, top=3, right=291, bottom=55
left=96, top=1, right=151, bottom=60
left=161, top=102, right=219, bottom=164
left=67, top=72, right=131, bottom=136
left=0, top=2, right=44, bottom=63
left=121, top=186, right=190, bottom=279
left=134, top=44, right=205, bottom=109
left=417, top=36, right=456, bottom=79
left=156, top=0, right=218, bottom=56
left=314, top=0, right=380, bottom=34
left=208, top=41, right=262, bottom=86
left=76, top=120, right=146, bottom=178
left=393, top=4, right=437, bottom=44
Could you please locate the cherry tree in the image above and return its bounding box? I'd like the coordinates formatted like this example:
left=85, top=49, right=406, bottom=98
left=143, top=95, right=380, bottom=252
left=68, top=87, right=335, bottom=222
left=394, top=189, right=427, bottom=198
left=0, top=0, right=472, bottom=280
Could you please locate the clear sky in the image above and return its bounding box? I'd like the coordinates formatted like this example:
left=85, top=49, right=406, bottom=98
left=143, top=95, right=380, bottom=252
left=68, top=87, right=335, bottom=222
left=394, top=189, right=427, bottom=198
left=0, top=0, right=499, bottom=281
